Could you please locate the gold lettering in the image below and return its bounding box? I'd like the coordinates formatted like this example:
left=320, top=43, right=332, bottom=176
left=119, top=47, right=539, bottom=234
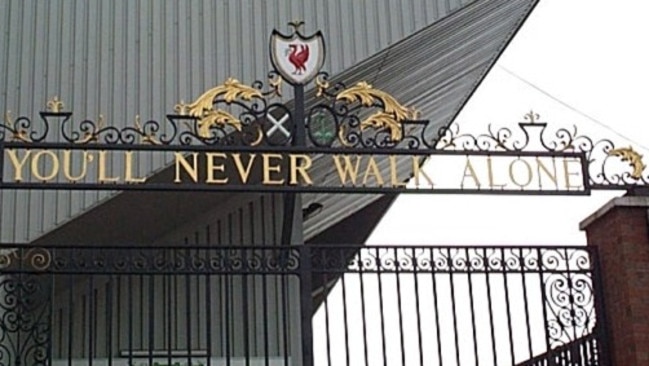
left=486, top=156, right=506, bottom=189
left=508, top=158, right=533, bottom=188
left=98, top=150, right=119, bottom=183
left=460, top=158, right=481, bottom=188
left=411, top=156, right=433, bottom=187
left=124, top=151, right=146, bottom=183
left=289, top=154, right=313, bottom=185
left=362, top=157, right=384, bottom=186
left=262, top=153, right=285, bottom=185
left=332, top=155, right=361, bottom=185
left=31, top=150, right=59, bottom=181
left=563, top=158, right=583, bottom=190
left=536, top=158, right=558, bottom=189
left=206, top=152, right=228, bottom=184
left=6, top=149, right=31, bottom=182
left=63, top=150, right=93, bottom=182
left=389, top=155, right=406, bottom=188
left=174, top=153, right=199, bottom=183
left=232, top=153, right=256, bottom=184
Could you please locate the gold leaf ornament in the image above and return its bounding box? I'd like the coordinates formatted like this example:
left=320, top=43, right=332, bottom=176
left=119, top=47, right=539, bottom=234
left=361, top=112, right=403, bottom=141
left=186, top=78, right=260, bottom=138
left=608, top=147, right=646, bottom=179
left=336, top=81, right=415, bottom=121
left=187, top=78, right=262, bottom=116
left=198, top=109, right=241, bottom=138
left=336, top=81, right=416, bottom=142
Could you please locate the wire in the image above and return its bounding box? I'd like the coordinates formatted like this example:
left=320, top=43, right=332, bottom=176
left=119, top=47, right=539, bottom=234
left=498, top=64, right=649, bottom=151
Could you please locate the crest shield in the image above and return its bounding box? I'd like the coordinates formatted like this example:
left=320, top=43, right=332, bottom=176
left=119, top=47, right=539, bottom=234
left=270, top=27, right=325, bottom=86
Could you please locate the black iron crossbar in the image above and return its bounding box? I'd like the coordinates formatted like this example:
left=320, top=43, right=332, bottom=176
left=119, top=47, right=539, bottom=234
left=0, top=244, right=609, bottom=366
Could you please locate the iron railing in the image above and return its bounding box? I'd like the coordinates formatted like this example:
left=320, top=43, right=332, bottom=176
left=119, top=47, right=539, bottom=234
left=0, top=244, right=608, bottom=366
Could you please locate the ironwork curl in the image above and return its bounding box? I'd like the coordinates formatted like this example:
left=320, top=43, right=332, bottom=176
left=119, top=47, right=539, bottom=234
left=0, top=275, right=50, bottom=366
left=544, top=273, right=596, bottom=348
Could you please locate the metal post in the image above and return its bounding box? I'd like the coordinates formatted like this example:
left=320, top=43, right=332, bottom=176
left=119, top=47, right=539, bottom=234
left=0, top=140, right=4, bottom=183
left=300, top=245, right=313, bottom=366
left=279, top=82, right=312, bottom=366
left=591, top=247, right=613, bottom=366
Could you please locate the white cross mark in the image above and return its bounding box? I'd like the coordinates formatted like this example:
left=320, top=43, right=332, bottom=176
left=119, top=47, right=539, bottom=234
left=267, top=112, right=291, bottom=138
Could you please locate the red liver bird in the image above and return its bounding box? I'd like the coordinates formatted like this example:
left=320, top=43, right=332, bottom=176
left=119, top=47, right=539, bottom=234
left=288, top=44, right=309, bottom=74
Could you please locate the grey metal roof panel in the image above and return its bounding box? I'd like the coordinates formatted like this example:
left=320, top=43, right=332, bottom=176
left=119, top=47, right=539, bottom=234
left=0, top=0, right=537, bottom=243
left=0, top=0, right=481, bottom=242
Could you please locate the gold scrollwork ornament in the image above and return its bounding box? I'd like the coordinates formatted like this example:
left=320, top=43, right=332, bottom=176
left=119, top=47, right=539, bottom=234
left=336, top=81, right=416, bottom=141
left=46, top=96, right=64, bottom=113
left=608, top=147, right=646, bottom=180
left=186, top=78, right=261, bottom=138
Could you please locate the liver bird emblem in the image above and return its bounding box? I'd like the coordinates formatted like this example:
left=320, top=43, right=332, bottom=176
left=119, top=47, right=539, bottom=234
left=270, top=22, right=324, bottom=85
left=287, top=44, right=310, bottom=74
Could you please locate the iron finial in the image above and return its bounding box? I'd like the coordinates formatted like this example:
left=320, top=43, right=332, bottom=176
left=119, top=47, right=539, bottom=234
left=288, top=20, right=305, bottom=32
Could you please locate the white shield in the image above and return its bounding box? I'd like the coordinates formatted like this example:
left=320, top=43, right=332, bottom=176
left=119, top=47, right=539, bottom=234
left=270, top=30, right=325, bottom=86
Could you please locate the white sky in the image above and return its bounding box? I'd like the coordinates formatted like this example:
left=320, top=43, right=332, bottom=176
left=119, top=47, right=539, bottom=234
left=368, top=0, right=649, bottom=245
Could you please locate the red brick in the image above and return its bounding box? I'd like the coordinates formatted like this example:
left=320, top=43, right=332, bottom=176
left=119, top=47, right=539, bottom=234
left=582, top=199, right=649, bottom=366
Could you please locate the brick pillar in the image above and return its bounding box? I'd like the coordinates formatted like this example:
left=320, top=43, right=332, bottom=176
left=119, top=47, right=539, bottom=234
left=580, top=196, right=649, bottom=366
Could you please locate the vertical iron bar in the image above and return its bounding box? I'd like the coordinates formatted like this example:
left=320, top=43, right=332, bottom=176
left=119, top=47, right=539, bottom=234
left=206, top=227, right=213, bottom=366
left=194, top=237, right=202, bottom=352
left=127, top=272, right=133, bottom=365
left=341, top=272, right=351, bottom=366
left=46, top=274, right=54, bottom=366
left=300, top=245, right=314, bottom=366
left=430, top=248, right=443, bottom=366
left=394, top=248, right=406, bottom=366
left=323, top=260, right=332, bottom=366
left=412, top=248, right=424, bottom=366
left=241, top=208, right=251, bottom=366
left=186, top=270, right=193, bottom=365
left=520, top=248, right=534, bottom=359
left=67, top=273, right=74, bottom=366
left=502, top=248, right=516, bottom=363
left=0, top=140, right=4, bottom=183
left=260, top=197, right=270, bottom=366
left=148, top=275, right=154, bottom=366
left=538, top=248, right=551, bottom=353
left=447, top=248, right=461, bottom=366
left=591, top=247, right=612, bottom=366
left=262, top=269, right=269, bottom=366
left=466, top=249, right=479, bottom=366
left=81, top=290, right=86, bottom=359
left=58, top=308, right=63, bottom=361
left=92, top=286, right=97, bottom=362
left=376, top=247, right=387, bottom=366
left=226, top=215, right=233, bottom=366
left=225, top=256, right=231, bottom=366
left=205, top=272, right=213, bottom=366
left=243, top=258, right=250, bottom=366
left=484, top=249, right=498, bottom=366
left=117, top=276, right=122, bottom=364
left=186, top=247, right=193, bottom=365
left=139, top=275, right=144, bottom=350
left=106, top=279, right=113, bottom=366
left=359, top=251, right=369, bottom=366
left=17, top=253, right=22, bottom=366
left=166, top=268, right=173, bottom=366
left=281, top=274, right=289, bottom=366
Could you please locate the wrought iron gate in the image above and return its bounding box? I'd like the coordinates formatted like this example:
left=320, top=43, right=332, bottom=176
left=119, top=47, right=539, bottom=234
left=0, top=244, right=608, bottom=366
